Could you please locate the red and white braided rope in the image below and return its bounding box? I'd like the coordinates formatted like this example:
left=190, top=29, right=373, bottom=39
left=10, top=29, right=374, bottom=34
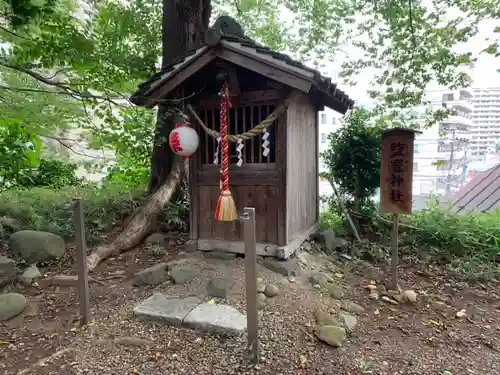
left=219, top=82, right=231, bottom=192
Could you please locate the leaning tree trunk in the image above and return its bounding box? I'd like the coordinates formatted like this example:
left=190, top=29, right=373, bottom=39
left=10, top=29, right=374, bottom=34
left=87, top=157, right=188, bottom=271
left=86, top=0, right=211, bottom=270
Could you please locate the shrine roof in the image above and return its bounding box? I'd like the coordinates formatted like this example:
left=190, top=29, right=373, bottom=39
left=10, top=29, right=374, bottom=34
left=130, top=17, right=355, bottom=114
left=450, top=163, right=500, bottom=213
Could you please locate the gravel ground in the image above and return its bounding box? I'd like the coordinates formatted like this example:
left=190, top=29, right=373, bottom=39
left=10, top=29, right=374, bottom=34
left=4, top=250, right=500, bottom=375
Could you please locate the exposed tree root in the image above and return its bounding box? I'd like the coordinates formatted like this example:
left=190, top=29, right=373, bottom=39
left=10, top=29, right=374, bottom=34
left=86, top=157, right=187, bottom=271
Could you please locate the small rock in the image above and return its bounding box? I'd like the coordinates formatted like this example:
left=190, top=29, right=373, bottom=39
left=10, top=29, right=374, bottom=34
left=327, top=284, right=344, bottom=300
left=456, top=309, right=467, bottom=319
left=366, top=285, right=377, bottom=291
left=257, top=283, right=266, bottom=293
left=0, top=216, right=21, bottom=232
left=257, top=292, right=267, bottom=303
left=169, top=265, right=200, bottom=285
left=262, top=258, right=297, bottom=276
left=382, top=361, right=389, bottom=367
left=288, top=276, right=296, bottom=283
left=342, top=301, right=365, bottom=314
left=0, top=255, right=19, bottom=287
left=206, top=278, right=233, bottom=298
left=134, top=263, right=169, bottom=286
left=145, top=232, right=167, bottom=245
left=21, top=264, right=42, bottom=285
left=381, top=296, right=398, bottom=305
left=0, top=293, right=27, bottom=321
left=309, top=272, right=329, bottom=287
left=256, top=277, right=264, bottom=284
left=340, top=312, right=357, bottom=331
left=403, top=290, right=417, bottom=303
left=264, top=284, right=279, bottom=298
left=369, top=292, right=379, bottom=300
left=315, top=325, right=346, bottom=348
left=313, top=307, right=342, bottom=327
left=258, top=301, right=266, bottom=310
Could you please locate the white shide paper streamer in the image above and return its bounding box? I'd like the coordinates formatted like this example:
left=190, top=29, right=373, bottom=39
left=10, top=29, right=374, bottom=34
left=236, top=139, right=244, bottom=167
left=213, top=137, right=221, bottom=164
left=262, top=129, right=270, bottom=157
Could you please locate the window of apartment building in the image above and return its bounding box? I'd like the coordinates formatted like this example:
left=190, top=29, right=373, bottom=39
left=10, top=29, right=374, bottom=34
left=414, top=144, right=419, bottom=153
left=321, top=133, right=327, bottom=143
left=320, top=113, right=326, bottom=124
left=413, top=162, right=419, bottom=172
left=442, top=93, right=454, bottom=101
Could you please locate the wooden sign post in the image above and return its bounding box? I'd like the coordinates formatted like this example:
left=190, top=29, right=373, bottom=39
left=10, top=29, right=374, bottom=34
left=243, top=207, right=259, bottom=363
left=379, top=128, right=421, bottom=290
left=72, top=198, right=90, bottom=326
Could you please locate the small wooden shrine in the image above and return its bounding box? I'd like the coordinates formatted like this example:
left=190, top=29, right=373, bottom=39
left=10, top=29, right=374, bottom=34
left=131, top=16, right=354, bottom=259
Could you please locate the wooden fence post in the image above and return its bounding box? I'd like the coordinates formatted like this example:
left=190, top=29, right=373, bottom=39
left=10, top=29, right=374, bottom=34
left=72, top=198, right=90, bottom=326
left=243, top=207, right=259, bottom=363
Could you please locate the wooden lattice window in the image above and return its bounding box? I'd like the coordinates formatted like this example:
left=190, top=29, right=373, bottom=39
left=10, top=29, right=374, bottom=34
left=197, top=103, right=277, bottom=166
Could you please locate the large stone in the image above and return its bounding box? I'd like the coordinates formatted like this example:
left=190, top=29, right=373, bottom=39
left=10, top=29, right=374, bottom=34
left=206, top=278, right=234, bottom=298
left=342, top=301, right=365, bottom=314
left=144, top=232, right=167, bottom=245
left=0, top=293, right=27, bottom=321
left=313, top=307, right=342, bottom=327
left=340, top=312, right=357, bottom=331
left=134, top=263, right=169, bottom=286
left=262, top=258, right=297, bottom=276
left=315, top=230, right=347, bottom=252
left=309, top=272, right=330, bottom=287
left=184, top=303, right=247, bottom=336
left=327, top=284, right=345, bottom=300
left=21, top=264, right=42, bottom=284
left=10, top=230, right=65, bottom=264
left=315, top=325, right=346, bottom=348
left=133, top=293, right=201, bottom=325
left=0, top=255, right=19, bottom=287
left=169, top=265, right=200, bottom=284
left=203, top=250, right=237, bottom=260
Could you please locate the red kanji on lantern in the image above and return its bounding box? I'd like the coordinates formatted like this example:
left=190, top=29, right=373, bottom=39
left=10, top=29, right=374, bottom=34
left=169, top=131, right=183, bottom=153
left=168, top=123, right=199, bottom=157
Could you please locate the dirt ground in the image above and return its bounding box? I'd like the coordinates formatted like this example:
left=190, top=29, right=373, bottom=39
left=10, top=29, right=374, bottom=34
left=1, top=242, right=499, bottom=375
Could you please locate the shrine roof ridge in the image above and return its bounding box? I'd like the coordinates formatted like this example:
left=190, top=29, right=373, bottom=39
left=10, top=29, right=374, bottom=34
left=130, top=16, right=355, bottom=114
left=383, top=127, right=423, bottom=135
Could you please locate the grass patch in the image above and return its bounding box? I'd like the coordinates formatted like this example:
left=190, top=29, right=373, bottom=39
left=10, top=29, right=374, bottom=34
left=320, top=204, right=500, bottom=281
left=0, top=183, right=145, bottom=244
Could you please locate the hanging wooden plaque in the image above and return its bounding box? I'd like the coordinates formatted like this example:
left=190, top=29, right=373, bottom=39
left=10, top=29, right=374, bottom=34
left=380, top=128, right=421, bottom=214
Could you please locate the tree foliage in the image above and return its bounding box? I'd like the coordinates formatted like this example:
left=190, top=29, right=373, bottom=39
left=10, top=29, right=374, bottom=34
left=322, top=107, right=383, bottom=208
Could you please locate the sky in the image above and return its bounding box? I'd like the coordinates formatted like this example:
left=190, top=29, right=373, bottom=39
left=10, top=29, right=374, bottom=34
left=319, top=18, right=500, bottom=106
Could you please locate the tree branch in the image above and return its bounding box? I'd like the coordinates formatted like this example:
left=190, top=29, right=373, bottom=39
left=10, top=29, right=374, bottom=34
left=42, top=135, right=115, bottom=160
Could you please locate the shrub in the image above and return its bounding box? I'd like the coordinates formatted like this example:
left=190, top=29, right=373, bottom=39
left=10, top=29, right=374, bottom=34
left=16, top=158, right=83, bottom=189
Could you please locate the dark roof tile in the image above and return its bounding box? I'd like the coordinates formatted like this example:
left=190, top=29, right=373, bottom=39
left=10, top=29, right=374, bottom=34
left=131, top=26, right=355, bottom=110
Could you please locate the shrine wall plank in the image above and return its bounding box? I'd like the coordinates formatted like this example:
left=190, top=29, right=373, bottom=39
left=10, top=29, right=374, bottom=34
left=285, top=93, right=318, bottom=240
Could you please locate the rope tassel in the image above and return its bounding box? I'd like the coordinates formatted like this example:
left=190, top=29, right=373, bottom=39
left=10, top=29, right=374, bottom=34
left=215, top=82, right=237, bottom=222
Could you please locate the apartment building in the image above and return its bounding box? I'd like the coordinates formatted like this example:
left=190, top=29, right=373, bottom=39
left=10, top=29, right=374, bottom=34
left=413, top=88, right=473, bottom=198
left=471, top=87, right=500, bottom=156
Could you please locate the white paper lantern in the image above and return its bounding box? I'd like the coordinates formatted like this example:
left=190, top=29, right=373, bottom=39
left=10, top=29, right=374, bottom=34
left=169, top=123, right=199, bottom=158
